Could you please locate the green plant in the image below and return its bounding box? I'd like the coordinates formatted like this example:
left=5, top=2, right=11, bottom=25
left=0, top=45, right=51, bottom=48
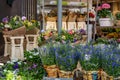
left=0, top=16, right=40, bottom=30
left=0, top=16, right=24, bottom=29
left=56, top=44, right=77, bottom=71
left=97, top=3, right=112, bottom=18
left=39, top=43, right=56, bottom=66
left=115, top=12, right=120, bottom=20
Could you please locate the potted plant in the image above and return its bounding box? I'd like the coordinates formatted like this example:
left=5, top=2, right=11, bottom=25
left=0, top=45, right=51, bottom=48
left=97, top=3, right=114, bottom=27
left=1, top=16, right=26, bottom=36
left=39, top=43, right=58, bottom=78
left=55, top=44, right=77, bottom=78
left=115, top=12, right=120, bottom=26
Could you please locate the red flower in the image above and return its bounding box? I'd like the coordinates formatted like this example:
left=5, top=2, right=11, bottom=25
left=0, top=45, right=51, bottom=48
left=89, top=12, right=95, bottom=18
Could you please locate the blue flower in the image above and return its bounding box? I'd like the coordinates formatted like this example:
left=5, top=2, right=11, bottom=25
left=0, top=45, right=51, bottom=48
left=13, top=62, right=19, bottom=69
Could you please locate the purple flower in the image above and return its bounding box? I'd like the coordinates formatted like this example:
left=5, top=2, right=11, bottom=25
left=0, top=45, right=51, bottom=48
left=2, top=17, right=8, bottom=23
left=28, top=67, right=32, bottom=70
left=13, top=62, right=19, bottom=69
left=22, top=16, right=26, bottom=20
left=32, top=64, right=37, bottom=68
left=79, top=29, right=86, bottom=35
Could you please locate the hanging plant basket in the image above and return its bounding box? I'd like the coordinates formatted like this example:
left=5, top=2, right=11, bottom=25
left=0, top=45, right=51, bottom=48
left=99, top=18, right=114, bottom=27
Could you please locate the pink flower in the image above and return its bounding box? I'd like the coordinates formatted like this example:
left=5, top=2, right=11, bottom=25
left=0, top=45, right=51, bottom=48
left=68, top=30, right=74, bottom=35
left=102, top=3, right=110, bottom=9
left=96, top=6, right=102, bottom=11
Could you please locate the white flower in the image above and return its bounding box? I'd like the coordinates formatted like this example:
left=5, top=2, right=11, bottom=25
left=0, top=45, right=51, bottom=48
left=41, top=29, right=44, bottom=33
left=0, top=63, right=4, bottom=66
left=4, top=24, right=10, bottom=28
left=33, top=52, right=39, bottom=56
left=22, top=16, right=26, bottom=20
left=24, top=62, right=27, bottom=64
left=29, top=56, right=33, bottom=58
left=85, top=54, right=91, bottom=61
left=3, top=69, right=7, bottom=72
left=17, top=62, right=21, bottom=65
left=7, top=61, right=11, bottom=64
left=11, top=59, right=18, bottom=63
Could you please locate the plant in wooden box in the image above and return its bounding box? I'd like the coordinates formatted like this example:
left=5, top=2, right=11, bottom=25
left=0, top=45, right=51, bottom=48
left=115, top=12, right=120, bottom=26
left=55, top=44, right=77, bottom=78
left=97, top=3, right=114, bottom=27
left=1, top=16, right=26, bottom=36
left=23, top=18, right=40, bottom=35
left=39, top=43, right=58, bottom=78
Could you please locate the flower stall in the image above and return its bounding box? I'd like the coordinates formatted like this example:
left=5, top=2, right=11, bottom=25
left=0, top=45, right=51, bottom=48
left=0, top=0, right=120, bottom=80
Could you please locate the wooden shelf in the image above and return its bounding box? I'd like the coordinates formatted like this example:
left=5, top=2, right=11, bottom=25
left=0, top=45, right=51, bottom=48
left=41, top=4, right=87, bottom=9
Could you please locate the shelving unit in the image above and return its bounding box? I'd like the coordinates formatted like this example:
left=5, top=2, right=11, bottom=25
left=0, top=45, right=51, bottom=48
left=38, top=0, right=95, bottom=42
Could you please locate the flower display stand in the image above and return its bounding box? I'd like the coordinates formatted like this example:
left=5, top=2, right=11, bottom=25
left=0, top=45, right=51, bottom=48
left=25, top=35, right=38, bottom=51
left=62, top=22, right=67, bottom=30
left=3, top=35, right=11, bottom=57
left=46, top=21, right=57, bottom=30
left=67, top=22, right=77, bottom=31
left=77, top=22, right=86, bottom=31
left=10, top=36, right=24, bottom=60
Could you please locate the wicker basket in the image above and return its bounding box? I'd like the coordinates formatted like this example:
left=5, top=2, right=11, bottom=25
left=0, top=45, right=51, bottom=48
left=26, top=27, right=39, bottom=35
left=2, top=26, right=26, bottom=36
left=46, top=17, right=57, bottom=22
left=58, top=70, right=73, bottom=78
left=44, top=65, right=58, bottom=78
left=62, top=16, right=68, bottom=22
left=68, top=13, right=77, bottom=22
left=77, top=17, right=86, bottom=22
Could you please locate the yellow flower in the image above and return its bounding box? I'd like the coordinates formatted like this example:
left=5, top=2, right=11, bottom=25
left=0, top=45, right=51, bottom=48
left=16, top=75, right=22, bottom=80
left=31, top=20, right=36, bottom=23
left=27, top=22, right=32, bottom=26
left=62, top=35, right=66, bottom=39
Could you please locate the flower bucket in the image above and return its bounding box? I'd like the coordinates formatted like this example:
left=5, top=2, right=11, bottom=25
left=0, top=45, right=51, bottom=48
left=44, top=65, right=58, bottom=78
left=58, top=70, right=73, bottom=78
left=99, top=18, right=114, bottom=27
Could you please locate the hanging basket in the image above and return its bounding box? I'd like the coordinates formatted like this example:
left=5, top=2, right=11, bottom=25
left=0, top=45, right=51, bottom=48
left=99, top=18, right=114, bottom=27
